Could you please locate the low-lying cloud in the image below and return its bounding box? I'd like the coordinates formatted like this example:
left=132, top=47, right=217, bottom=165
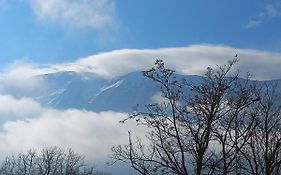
left=0, top=95, right=43, bottom=120
left=0, top=95, right=145, bottom=172
left=0, top=60, right=49, bottom=97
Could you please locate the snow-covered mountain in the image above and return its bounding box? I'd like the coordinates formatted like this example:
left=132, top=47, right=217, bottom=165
left=36, top=71, right=161, bottom=112
left=33, top=71, right=281, bottom=112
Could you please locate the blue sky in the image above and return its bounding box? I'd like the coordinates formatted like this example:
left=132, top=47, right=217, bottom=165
left=0, top=0, right=281, bottom=66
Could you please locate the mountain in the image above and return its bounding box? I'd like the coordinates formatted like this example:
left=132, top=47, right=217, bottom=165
left=34, top=71, right=281, bottom=113
left=36, top=71, right=161, bottom=112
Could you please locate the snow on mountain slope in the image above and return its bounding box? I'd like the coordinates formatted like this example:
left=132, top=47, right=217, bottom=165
left=35, top=71, right=160, bottom=112
left=34, top=71, right=281, bottom=113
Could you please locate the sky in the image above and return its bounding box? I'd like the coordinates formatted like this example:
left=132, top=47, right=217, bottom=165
left=0, top=1, right=281, bottom=174
left=0, top=0, right=281, bottom=66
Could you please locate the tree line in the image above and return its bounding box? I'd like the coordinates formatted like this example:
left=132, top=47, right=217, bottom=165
left=111, top=59, right=281, bottom=175
left=0, top=147, right=106, bottom=175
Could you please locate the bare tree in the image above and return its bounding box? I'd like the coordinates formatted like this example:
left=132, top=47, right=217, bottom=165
left=209, top=75, right=260, bottom=175
left=186, top=60, right=241, bottom=175
left=111, top=59, right=263, bottom=175
left=111, top=59, right=190, bottom=174
left=0, top=150, right=37, bottom=175
left=0, top=156, right=17, bottom=175
left=37, top=147, right=65, bottom=175
left=15, top=149, right=37, bottom=175
left=241, top=83, right=281, bottom=175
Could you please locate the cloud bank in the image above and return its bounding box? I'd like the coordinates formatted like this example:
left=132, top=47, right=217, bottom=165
left=0, top=95, right=145, bottom=164
left=2, top=44, right=281, bottom=80
left=45, top=44, right=281, bottom=80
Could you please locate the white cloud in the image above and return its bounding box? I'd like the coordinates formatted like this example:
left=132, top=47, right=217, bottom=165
left=0, top=95, right=145, bottom=170
left=27, top=0, right=116, bottom=30
left=2, top=44, right=281, bottom=83
left=0, top=95, right=43, bottom=120
left=246, top=20, right=262, bottom=28
left=151, top=92, right=169, bottom=104
left=246, top=2, right=281, bottom=28
left=0, top=110, right=140, bottom=160
left=52, top=44, right=281, bottom=80
left=0, top=60, right=49, bottom=96
left=264, top=4, right=281, bottom=17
